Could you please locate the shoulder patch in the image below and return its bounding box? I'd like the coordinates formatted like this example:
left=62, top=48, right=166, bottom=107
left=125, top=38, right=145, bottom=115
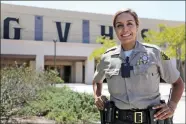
left=142, top=43, right=170, bottom=60
left=161, top=51, right=170, bottom=60
left=104, top=46, right=117, bottom=54
left=142, top=42, right=161, bottom=50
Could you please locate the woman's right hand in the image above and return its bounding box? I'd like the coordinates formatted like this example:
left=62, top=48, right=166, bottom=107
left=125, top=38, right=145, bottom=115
left=94, top=95, right=108, bottom=110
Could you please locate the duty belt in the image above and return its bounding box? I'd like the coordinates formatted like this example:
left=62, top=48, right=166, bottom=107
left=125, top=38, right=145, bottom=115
left=101, top=100, right=173, bottom=124
left=115, top=108, right=148, bottom=123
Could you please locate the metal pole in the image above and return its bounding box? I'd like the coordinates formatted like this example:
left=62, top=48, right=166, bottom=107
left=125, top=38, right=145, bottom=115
left=53, top=39, right=57, bottom=70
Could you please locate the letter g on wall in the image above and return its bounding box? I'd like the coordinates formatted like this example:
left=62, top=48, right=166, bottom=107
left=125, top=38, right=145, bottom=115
left=3, top=17, right=22, bottom=40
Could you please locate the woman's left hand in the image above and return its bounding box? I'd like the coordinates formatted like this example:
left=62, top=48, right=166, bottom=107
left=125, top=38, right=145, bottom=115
left=153, top=103, right=175, bottom=120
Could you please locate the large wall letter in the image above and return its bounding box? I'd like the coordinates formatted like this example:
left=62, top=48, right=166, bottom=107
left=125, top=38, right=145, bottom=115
left=100, top=25, right=113, bottom=39
left=141, top=28, right=149, bottom=39
left=3, top=17, right=21, bottom=39
left=56, top=22, right=71, bottom=42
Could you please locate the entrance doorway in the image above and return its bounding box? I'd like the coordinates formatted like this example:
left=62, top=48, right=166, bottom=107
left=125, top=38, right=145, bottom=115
left=63, top=66, right=71, bottom=83
left=44, top=65, right=71, bottom=83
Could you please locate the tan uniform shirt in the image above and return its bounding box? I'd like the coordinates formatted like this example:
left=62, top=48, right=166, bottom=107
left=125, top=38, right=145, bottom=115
left=93, top=41, right=180, bottom=109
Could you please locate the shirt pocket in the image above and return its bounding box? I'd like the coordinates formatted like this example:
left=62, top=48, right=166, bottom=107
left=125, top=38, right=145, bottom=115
left=133, top=65, right=148, bottom=75
left=133, top=61, right=158, bottom=75
left=105, top=69, right=120, bottom=79
left=133, top=63, right=159, bottom=94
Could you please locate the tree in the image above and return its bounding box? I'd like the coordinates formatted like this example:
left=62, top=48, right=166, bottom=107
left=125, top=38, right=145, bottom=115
left=143, top=24, right=185, bottom=82
left=89, top=36, right=117, bottom=63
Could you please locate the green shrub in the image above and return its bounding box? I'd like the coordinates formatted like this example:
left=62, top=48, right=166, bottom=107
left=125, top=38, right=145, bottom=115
left=17, top=86, right=100, bottom=124
left=0, top=65, right=64, bottom=123
left=43, top=69, right=64, bottom=84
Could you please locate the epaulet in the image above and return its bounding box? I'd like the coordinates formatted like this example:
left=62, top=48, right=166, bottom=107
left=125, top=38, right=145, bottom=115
left=142, top=43, right=170, bottom=60
left=104, top=46, right=117, bottom=54
left=142, top=42, right=161, bottom=50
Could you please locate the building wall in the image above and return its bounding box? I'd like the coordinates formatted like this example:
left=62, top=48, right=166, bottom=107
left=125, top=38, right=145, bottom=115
left=1, top=3, right=184, bottom=43
left=1, top=3, right=112, bottom=43
left=1, top=3, right=184, bottom=84
left=1, top=39, right=100, bottom=84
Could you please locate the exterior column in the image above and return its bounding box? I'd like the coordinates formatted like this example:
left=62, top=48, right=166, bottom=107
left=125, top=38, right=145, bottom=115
left=75, top=62, right=83, bottom=83
left=29, top=60, right=36, bottom=70
left=85, top=59, right=94, bottom=85
left=36, top=54, right=44, bottom=71
left=71, top=63, right=75, bottom=83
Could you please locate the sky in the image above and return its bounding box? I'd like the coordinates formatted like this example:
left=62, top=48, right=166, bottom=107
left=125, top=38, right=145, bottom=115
left=1, top=1, right=185, bottom=22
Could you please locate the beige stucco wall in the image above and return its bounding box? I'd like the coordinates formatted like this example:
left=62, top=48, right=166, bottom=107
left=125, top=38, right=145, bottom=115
left=1, top=3, right=184, bottom=43
left=1, top=3, right=185, bottom=84
left=1, top=39, right=99, bottom=84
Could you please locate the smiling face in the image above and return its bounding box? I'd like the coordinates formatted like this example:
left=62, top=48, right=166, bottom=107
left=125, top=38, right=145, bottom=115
left=114, top=12, right=138, bottom=46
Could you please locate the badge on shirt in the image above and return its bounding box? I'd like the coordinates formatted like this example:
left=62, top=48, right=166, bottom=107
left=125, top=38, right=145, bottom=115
left=136, top=53, right=150, bottom=65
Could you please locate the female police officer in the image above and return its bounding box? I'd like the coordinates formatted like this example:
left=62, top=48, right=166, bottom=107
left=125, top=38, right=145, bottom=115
left=92, top=9, right=184, bottom=124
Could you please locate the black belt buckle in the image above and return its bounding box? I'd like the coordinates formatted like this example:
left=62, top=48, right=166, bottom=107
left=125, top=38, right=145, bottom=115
left=134, top=112, right=143, bottom=123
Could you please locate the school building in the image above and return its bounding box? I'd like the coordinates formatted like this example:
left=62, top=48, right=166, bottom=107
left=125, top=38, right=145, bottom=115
left=1, top=3, right=184, bottom=84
